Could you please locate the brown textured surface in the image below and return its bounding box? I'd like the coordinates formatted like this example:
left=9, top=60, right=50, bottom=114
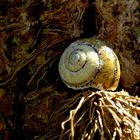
left=0, top=0, right=88, bottom=139
left=95, top=0, right=140, bottom=90
left=0, top=0, right=139, bottom=139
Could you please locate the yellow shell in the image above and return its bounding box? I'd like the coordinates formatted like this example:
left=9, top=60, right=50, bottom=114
left=58, top=38, right=121, bottom=91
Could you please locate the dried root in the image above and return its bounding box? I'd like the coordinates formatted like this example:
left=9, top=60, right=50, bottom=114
left=60, top=90, right=140, bottom=140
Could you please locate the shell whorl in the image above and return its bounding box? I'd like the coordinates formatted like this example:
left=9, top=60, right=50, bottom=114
left=58, top=38, right=120, bottom=91
left=59, top=41, right=100, bottom=89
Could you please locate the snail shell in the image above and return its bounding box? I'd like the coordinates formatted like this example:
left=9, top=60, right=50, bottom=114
left=58, top=38, right=120, bottom=91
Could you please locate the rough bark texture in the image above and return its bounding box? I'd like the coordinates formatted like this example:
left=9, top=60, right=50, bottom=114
left=95, top=0, right=140, bottom=91
left=0, top=0, right=140, bottom=139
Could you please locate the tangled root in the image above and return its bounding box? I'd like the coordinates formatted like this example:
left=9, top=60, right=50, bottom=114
left=60, top=90, right=140, bottom=140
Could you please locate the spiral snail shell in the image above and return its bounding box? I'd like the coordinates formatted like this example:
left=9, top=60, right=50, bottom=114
left=58, top=38, right=120, bottom=91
